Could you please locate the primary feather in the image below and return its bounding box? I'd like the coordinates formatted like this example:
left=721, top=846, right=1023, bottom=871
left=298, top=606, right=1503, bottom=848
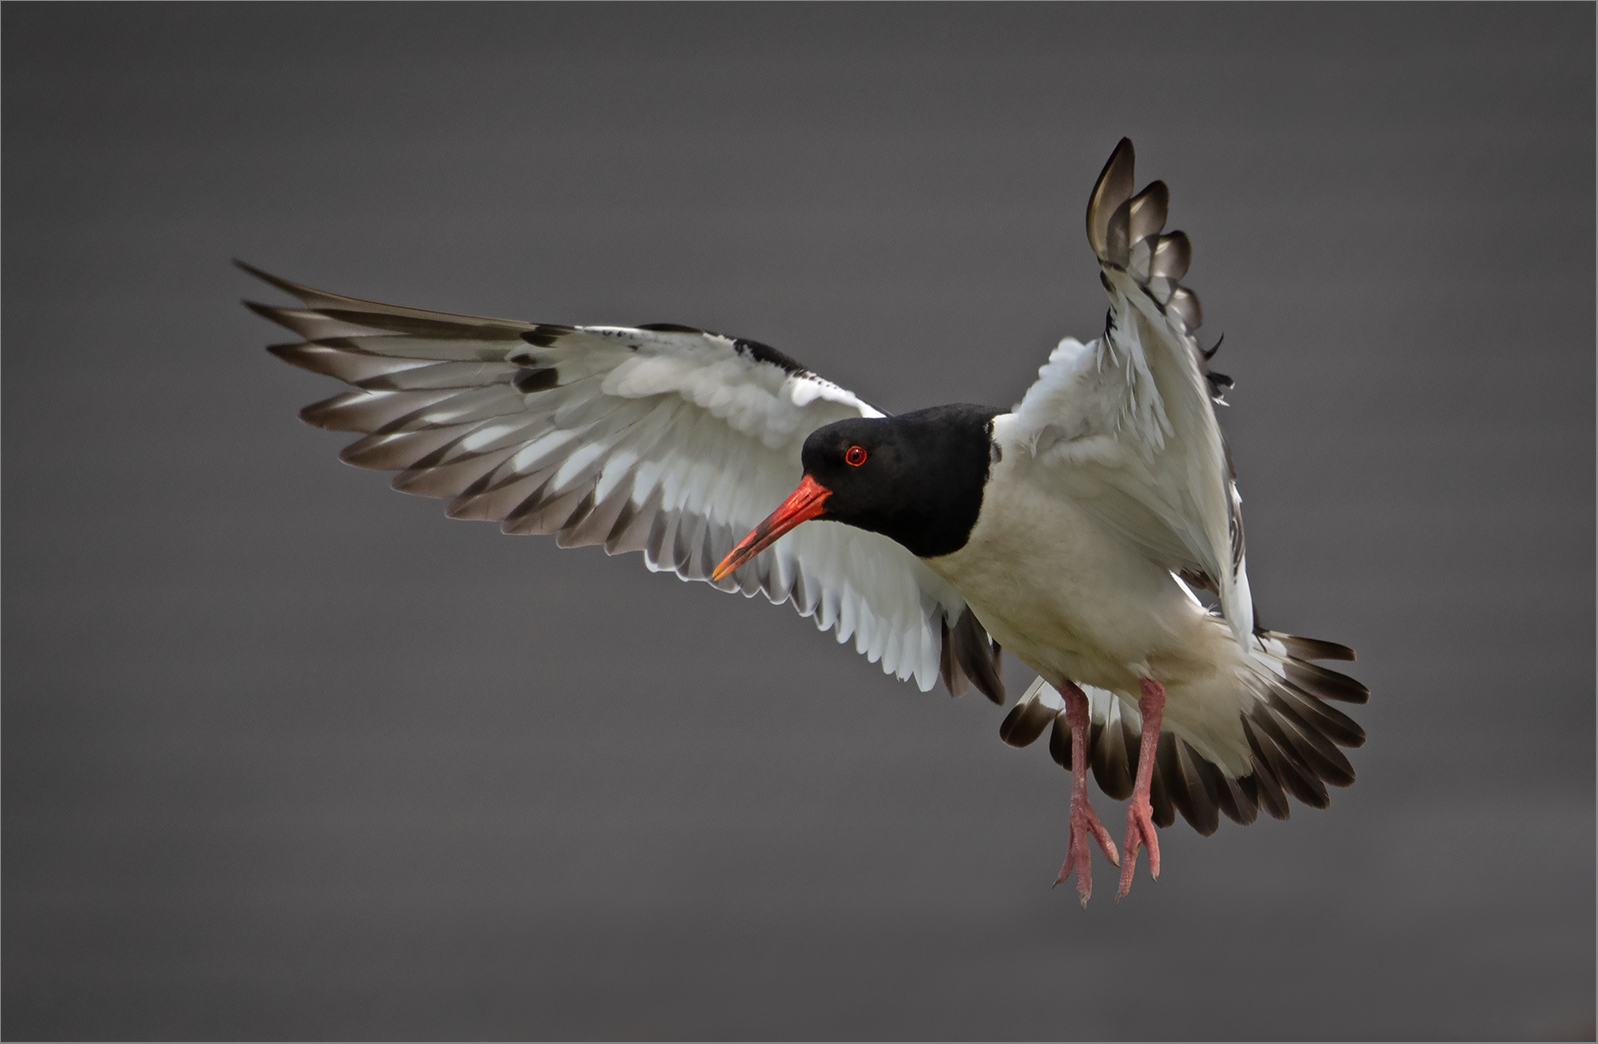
left=245, top=262, right=1004, bottom=701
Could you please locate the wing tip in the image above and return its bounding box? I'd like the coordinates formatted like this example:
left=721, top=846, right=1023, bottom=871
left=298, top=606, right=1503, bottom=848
left=1086, top=137, right=1137, bottom=260
left=245, top=299, right=303, bottom=332
left=235, top=259, right=314, bottom=303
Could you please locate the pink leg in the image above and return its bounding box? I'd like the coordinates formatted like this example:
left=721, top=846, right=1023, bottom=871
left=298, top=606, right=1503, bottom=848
left=1054, top=681, right=1119, bottom=907
left=1117, top=678, right=1167, bottom=902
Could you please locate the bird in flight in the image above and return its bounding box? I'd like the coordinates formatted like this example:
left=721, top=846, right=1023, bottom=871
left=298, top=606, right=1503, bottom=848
left=246, top=138, right=1366, bottom=906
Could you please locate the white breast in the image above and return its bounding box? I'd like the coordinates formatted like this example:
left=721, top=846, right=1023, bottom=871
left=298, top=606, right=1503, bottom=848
left=924, top=414, right=1228, bottom=700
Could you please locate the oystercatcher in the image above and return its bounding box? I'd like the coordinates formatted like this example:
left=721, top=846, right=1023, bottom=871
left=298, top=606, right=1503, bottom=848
left=247, top=139, right=1366, bottom=905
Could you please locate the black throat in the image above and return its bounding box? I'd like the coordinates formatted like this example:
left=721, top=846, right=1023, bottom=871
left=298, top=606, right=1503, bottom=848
left=804, top=403, right=1001, bottom=559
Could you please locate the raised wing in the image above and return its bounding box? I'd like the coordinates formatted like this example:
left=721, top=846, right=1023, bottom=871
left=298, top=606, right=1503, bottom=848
left=244, top=263, right=1004, bottom=701
left=1011, top=139, right=1253, bottom=645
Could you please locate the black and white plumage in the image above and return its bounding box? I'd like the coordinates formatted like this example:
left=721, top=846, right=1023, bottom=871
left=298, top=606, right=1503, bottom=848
left=247, top=269, right=1006, bottom=701
left=249, top=138, right=1365, bottom=903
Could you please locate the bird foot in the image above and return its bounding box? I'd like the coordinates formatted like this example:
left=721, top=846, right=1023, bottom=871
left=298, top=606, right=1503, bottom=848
left=1116, top=795, right=1160, bottom=902
left=1055, top=790, right=1120, bottom=907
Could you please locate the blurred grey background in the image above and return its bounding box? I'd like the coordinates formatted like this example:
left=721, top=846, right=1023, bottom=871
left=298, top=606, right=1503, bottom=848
left=4, top=4, right=1593, bottom=1040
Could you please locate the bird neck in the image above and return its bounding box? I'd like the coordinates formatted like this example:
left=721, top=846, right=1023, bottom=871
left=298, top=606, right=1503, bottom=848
left=843, top=404, right=1001, bottom=559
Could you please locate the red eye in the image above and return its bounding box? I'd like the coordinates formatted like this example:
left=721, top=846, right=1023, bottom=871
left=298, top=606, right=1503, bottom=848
left=845, top=445, right=867, bottom=467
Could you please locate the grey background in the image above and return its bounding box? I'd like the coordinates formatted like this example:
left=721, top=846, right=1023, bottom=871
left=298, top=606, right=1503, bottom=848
left=5, top=4, right=1593, bottom=1040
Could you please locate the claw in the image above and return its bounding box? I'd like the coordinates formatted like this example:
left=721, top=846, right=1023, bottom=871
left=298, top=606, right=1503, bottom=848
left=1115, top=677, right=1168, bottom=904
left=1054, top=681, right=1120, bottom=906
left=1095, top=814, right=1121, bottom=867
left=1116, top=797, right=1160, bottom=902
left=1055, top=792, right=1117, bottom=906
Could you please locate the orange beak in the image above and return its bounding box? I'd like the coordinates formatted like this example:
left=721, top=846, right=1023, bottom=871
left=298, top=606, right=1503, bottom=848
left=711, top=475, right=831, bottom=583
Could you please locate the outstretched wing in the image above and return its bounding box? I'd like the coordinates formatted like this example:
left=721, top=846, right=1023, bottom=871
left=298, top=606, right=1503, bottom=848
left=245, top=263, right=1004, bottom=701
left=1011, top=139, right=1253, bottom=645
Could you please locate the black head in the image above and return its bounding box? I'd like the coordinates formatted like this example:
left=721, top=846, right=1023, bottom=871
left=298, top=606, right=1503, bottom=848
left=712, top=403, right=1001, bottom=582
left=801, top=403, right=1000, bottom=559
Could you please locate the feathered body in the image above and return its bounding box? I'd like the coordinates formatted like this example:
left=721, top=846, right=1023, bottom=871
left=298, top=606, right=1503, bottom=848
left=248, top=138, right=1367, bottom=896
left=928, top=416, right=1259, bottom=775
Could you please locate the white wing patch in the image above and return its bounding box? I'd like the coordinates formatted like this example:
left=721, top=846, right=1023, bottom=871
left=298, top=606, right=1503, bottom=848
left=1011, top=141, right=1253, bottom=645
left=246, top=265, right=993, bottom=697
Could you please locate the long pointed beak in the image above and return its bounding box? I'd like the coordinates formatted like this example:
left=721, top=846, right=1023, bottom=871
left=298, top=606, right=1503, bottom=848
left=711, top=475, right=831, bottom=583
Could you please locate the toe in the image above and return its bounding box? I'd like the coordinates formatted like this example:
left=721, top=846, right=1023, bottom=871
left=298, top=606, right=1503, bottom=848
left=1116, top=858, right=1136, bottom=902
left=1093, top=821, right=1121, bottom=866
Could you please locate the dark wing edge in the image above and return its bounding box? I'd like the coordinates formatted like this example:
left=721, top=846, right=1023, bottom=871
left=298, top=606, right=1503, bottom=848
left=242, top=262, right=1006, bottom=703
left=1085, top=139, right=1246, bottom=593
left=1085, top=140, right=1230, bottom=404
left=998, top=632, right=1364, bottom=836
left=941, top=607, right=1005, bottom=705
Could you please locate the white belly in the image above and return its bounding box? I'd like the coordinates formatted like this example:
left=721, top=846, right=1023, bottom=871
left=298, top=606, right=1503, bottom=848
left=920, top=417, right=1262, bottom=775
left=923, top=426, right=1222, bottom=698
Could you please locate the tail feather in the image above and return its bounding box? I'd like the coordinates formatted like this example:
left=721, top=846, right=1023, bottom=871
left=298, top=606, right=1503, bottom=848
left=1214, top=770, right=1260, bottom=827
left=999, top=631, right=1365, bottom=835
left=1270, top=632, right=1355, bottom=663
